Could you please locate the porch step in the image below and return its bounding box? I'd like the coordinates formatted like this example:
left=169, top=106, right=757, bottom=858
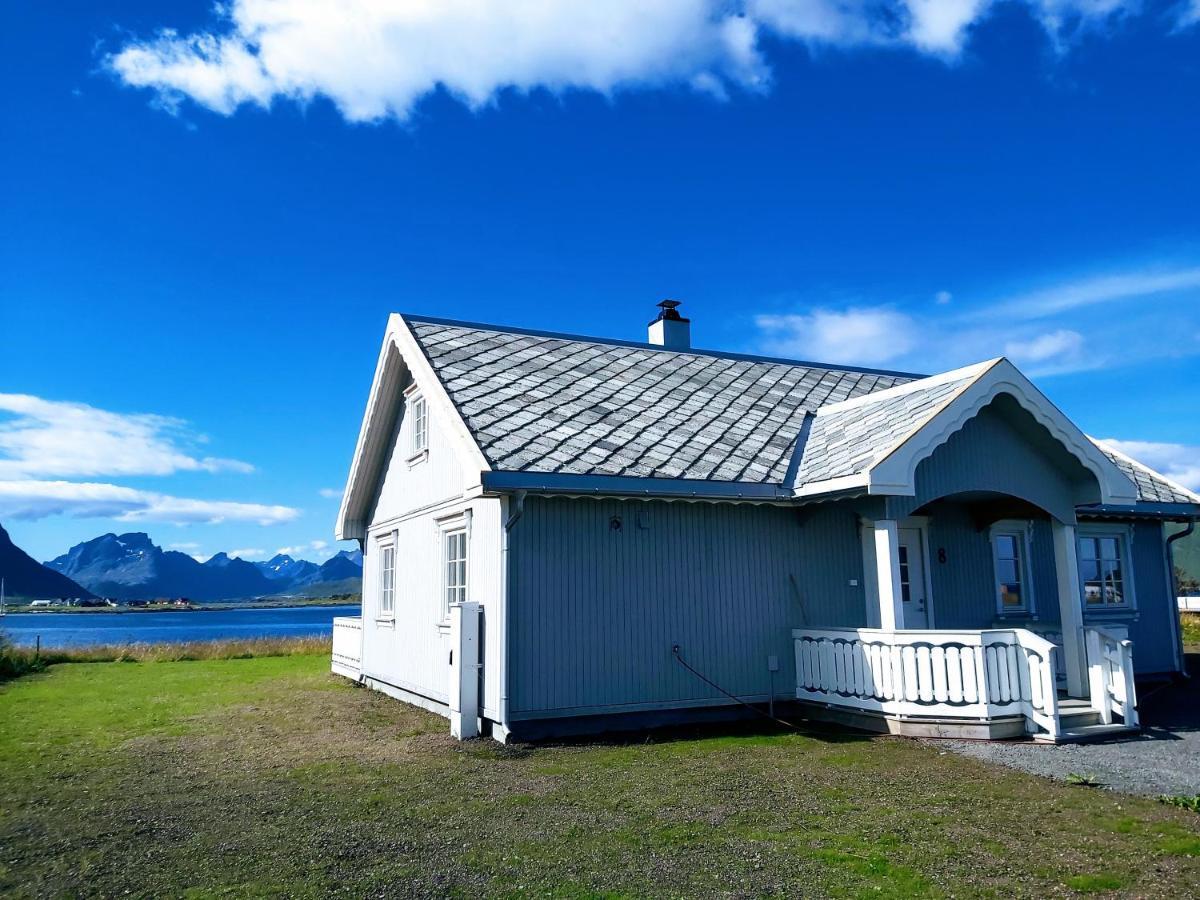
left=1057, top=723, right=1139, bottom=743
left=1035, top=723, right=1138, bottom=744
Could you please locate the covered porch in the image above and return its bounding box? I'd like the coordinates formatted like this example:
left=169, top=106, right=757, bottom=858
left=792, top=500, right=1139, bottom=742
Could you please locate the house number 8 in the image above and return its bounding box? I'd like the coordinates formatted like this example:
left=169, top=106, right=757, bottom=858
left=937, top=548, right=947, bottom=564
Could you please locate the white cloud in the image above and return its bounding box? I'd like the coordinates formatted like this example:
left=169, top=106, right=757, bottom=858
left=982, top=267, right=1200, bottom=320
left=934, top=290, right=953, bottom=305
left=755, top=307, right=917, bottom=367
left=169, top=541, right=201, bottom=551
left=107, top=0, right=1165, bottom=123
left=0, top=480, right=300, bottom=525
left=109, top=1, right=768, bottom=123
left=0, top=394, right=253, bottom=479
left=318, top=487, right=341, bottom=499
left=1003, top=329, right=1092, bottom=375
left=275, top=539, right=332, bottom=561
left=229, top=547, right=268, bottom=560
left=1096, top=439, right=1200, bottom=491
left=1180, top=2, right=1200, bottom=28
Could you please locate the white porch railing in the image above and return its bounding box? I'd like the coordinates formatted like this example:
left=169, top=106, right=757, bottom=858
left=793, top=627, right=1061, bottom=739
left=1085, top=627, right=1138, bottom=728
left=332, top=616, right=363, bottom=680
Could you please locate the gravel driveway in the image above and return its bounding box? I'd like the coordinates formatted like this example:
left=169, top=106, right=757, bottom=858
left=935, top=653, right=1200, bottom=797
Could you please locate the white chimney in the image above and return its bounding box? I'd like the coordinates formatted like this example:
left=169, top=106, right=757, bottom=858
left=648, top=299, right=690, bottom=350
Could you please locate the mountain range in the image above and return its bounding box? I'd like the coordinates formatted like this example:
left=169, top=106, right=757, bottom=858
left=39, top=532, right=361, bottom=602
left=0, top=524, right=94, bottom=600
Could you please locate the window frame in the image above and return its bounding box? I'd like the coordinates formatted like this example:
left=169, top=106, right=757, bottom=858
left=989, top=520, right=1035, bottom=618
left=1076, top=524, right=1136, bottom=613
left=377, top=538, right=396, bottom=623
left=409, top=392, right=428, bottom=459
left=442, top=527, right=468, bottom=619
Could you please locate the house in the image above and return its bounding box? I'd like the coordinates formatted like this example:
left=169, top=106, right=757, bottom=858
left=332, top=302, right=1199, bottom=743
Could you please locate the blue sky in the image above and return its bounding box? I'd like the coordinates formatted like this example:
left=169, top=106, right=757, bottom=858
left=3, top=0, right=1200, bottom=564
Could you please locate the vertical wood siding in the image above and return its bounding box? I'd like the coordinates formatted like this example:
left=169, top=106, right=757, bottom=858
left=508, top=497, right=868, bottom=719
left=888, top=399, right=1092, bottom=524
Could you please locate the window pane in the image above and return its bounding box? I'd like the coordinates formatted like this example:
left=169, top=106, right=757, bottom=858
left=1000, top=583, right=1023, bottom=608
left=995, top=534, right=1016, bottom=558
left=997, top=560, right=1019, bottom=585
left=1078, top=537, right=1099, bottom=562
left=1099, top=537, right=1119, bottom=560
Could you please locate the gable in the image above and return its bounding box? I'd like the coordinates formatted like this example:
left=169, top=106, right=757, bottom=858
left=791, top=358, right=1138, bottom=508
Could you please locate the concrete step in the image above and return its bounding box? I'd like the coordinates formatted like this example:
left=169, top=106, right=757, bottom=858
left=1038, top=723, right=1137, bottom=744
left=1059, top=708, right=1103, bottom=728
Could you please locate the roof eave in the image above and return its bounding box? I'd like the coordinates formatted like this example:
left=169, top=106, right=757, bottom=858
left=480, top=470, right=791, bottom=501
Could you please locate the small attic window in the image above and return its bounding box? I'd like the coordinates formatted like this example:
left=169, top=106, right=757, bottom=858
left=411, top=395, right=428, bottom=456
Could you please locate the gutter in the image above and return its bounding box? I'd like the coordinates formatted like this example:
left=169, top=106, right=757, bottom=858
left=1166, top=518, right=1196, bottom=679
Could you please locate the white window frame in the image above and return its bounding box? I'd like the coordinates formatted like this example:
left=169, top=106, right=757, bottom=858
left=1076, top=524, right=1136, bottom=613
left=442, top=527, right=468, bottom=619
left=989, top=520, right=1035, bottom=618
left=408, top=391, right=428, bottom=461
left=377, top=538, right=396, bottom=622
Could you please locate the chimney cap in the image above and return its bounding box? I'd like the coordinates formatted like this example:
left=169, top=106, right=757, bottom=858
left=651, top=298, right=688, bottom=325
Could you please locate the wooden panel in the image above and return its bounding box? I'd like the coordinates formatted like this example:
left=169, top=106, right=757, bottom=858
left=508, top=497, right=870, bottom=718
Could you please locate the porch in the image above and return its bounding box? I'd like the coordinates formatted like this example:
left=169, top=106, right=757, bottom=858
left=794, top=511, right=1140, bottom=742
left=792, top=625, right=1137, bottom=742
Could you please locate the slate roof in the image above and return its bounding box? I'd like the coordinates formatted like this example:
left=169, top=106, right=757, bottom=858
left=402, top=315, right=1196, bottom=509
left=796, top=374, right=978, bottom=484
left=406, top=317, right=914, bottom=484
left=1093, top=443, right=1200, bottom=505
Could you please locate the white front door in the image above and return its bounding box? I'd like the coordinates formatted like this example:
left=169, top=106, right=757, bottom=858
left=898, top=528, right=930, bottom=629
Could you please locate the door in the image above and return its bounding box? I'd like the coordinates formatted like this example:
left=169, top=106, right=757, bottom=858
left=898, top=528, right=930, bottom=629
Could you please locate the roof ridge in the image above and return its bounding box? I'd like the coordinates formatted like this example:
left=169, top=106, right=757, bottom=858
left=401, top=312, right=925, bottom=380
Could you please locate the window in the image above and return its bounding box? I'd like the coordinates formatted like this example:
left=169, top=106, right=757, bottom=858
left=379, top=544, right=395, bottom=618
left=410, top=395, right=428, bottom=455
left=989, top=521, right=1034, bottom=616
left=443, top=529, right=468, bottom=615
left=1078, top=532, right=1128, bottom=609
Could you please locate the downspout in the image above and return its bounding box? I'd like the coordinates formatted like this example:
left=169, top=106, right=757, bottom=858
left=1166, top=519, right=1196, bottom=679
left=497, top=490, right=527, bottom=740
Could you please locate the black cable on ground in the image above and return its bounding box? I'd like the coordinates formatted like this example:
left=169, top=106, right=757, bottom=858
left=670, top=643, right=823, bottom=734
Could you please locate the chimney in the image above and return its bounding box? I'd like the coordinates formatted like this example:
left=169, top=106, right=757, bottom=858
left=647, top=299, right=691, bottom=350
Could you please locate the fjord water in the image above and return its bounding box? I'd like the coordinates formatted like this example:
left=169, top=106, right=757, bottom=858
left=0, top=605, right=358, bottom=648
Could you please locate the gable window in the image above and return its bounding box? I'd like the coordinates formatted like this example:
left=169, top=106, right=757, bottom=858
left=1078, top=531, right=1130, bottom=610
left=443, top=528, right=468, bottom=616
left=410, top=395, right=428, bottom=456
left=379, top=543, right=395, bottom=619
left=990, top=522, right=1033, bottom=616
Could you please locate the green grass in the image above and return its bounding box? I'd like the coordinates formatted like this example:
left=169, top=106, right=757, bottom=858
left=2, top=654, right=1198, bottom=897
left=1181, top=613, right=1200, bottom=650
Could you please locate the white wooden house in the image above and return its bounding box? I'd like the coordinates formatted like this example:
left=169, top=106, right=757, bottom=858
left=332, top=302, right=1198, bottom=743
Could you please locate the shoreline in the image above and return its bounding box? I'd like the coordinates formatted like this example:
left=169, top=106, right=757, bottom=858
left=2, top=597, right=361, bottom=615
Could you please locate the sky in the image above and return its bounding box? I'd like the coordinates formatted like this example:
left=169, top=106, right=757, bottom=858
left=3, top=0, right=1200, bottom=564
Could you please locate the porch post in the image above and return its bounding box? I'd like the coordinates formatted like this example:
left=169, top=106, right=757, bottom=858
left=1052, top=520, right=1087, bottom=697
left=873, top=519, right=905, bottom=630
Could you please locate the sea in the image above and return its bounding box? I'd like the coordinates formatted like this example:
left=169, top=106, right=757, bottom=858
left=0, top=604, right=358, bottom=649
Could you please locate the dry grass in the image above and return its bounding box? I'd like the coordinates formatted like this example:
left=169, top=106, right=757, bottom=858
left=0, top=634, right=329, bottom=681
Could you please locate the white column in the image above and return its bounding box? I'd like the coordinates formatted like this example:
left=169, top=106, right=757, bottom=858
left=873, top=520, right=905, bottom=631
left=1052, top=521, right=1087, bottom=698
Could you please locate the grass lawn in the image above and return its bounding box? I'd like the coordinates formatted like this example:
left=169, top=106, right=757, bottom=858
left=1, top=654, right=1198, bottom=898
